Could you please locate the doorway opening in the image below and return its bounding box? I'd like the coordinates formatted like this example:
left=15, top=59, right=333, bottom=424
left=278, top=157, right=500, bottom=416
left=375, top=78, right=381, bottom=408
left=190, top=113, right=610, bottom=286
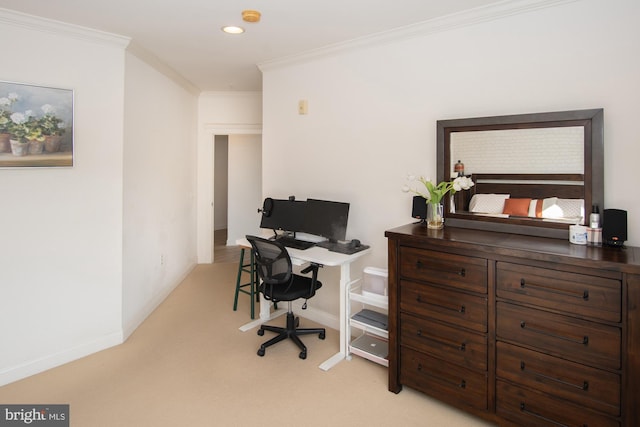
left=211, top=133, right=262, bottom=263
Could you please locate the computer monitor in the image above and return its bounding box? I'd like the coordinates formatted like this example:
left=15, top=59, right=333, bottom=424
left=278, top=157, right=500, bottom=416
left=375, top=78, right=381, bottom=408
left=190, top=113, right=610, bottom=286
left=303, top=198, right=350, bottom=242
left=259, top=199, right=306, bottom=233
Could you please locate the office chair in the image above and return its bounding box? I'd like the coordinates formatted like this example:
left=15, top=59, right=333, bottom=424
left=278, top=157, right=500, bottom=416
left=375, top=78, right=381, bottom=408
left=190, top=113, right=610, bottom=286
left=246, top=235, right=326, bottom=359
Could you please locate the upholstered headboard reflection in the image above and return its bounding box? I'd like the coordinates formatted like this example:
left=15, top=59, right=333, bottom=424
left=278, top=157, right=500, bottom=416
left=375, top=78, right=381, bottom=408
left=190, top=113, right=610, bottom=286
left=454, top=173, right=586, bottom=224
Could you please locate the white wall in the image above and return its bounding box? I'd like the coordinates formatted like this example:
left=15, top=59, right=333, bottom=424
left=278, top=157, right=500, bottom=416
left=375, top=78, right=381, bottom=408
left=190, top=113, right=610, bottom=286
left=0, top=12, right=129, bottom=385
left=0, top=10, right=200, bottom=386
left=197, top=92, right=262, bottom=263
left=260, top=0, right=640, bottom=316
left=122, top=52, right=199, bottom=338
left=214, top=135, right=229, bottom=230
left=227, top=134, right=263, bottom=245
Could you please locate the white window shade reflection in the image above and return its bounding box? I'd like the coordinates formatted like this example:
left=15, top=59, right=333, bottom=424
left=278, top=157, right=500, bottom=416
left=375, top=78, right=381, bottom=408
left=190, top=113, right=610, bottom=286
left=450, top=127, right=584, bottom=175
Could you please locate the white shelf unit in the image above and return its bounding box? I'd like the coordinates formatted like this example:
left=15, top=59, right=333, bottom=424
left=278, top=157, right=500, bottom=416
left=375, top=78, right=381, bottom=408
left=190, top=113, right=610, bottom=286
left=347, top=279, right=389, bottom=367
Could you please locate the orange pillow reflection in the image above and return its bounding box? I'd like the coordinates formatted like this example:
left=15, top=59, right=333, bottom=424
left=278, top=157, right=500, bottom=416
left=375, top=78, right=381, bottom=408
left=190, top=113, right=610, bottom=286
left=502, top=198, right=532, bottom=217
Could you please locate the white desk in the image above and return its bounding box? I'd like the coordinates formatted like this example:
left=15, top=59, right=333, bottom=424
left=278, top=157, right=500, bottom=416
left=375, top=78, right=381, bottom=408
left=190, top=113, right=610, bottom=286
left=236, top=237, right=370, bottom=371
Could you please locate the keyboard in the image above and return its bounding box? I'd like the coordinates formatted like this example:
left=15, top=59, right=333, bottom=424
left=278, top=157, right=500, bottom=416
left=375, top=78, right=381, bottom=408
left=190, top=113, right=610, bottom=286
left=274, top=235, right=316, bottom=250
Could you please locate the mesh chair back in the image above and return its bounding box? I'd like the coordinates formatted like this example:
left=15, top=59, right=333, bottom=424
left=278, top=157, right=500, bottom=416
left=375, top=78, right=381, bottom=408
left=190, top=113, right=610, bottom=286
left=246, top=236, right=293, bottom=289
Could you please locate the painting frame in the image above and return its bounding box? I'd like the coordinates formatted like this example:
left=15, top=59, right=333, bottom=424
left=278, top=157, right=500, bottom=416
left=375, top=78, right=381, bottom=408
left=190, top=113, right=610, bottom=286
left=0, top=80, right=74, bottom=168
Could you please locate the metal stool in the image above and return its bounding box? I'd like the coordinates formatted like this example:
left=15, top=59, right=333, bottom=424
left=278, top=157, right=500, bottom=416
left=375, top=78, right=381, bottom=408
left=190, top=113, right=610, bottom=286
left=233, top=246, right=259, bottom=319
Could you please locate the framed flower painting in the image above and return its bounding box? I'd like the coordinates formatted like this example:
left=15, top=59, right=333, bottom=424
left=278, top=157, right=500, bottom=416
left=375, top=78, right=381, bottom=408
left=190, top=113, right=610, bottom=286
left=0, top=80, right=74, bottom=168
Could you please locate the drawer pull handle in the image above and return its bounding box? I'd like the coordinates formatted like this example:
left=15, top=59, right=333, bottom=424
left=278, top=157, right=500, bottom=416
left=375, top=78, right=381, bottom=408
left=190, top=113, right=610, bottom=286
left=415, top=365, right=467, bottom=389
left=519, top=279, right=590, bottom=301
left=520, top=321, right=589, bottom=345
left=519, top=403, right=567, bottom=426
left=416, top=296, right=466, bottom=313
left=415, top=260, right=465, bottom=277
left=416, top=330, right=466, bottom=351
left=520, top=361, right=589, bottom=390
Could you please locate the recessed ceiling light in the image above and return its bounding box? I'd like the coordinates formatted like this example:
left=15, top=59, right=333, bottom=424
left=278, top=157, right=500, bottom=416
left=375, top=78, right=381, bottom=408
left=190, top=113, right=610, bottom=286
left=222, top=26, right=244, bottom=34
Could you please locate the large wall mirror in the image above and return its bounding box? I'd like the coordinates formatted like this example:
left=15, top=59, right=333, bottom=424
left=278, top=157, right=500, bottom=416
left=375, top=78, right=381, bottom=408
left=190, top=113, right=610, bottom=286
left=436, top=109, right=604, bottom=239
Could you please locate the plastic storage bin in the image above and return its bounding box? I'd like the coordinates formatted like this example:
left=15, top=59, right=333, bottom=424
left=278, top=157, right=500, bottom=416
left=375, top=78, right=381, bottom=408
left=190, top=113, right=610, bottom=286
left=362, top=267, right=388, bottom=299
left=348, top=267, right=389, bottom=366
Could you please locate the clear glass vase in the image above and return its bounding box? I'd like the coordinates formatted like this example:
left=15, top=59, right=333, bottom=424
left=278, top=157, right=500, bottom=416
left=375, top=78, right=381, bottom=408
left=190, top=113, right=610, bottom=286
left=427, top=202, right=444, bottom=229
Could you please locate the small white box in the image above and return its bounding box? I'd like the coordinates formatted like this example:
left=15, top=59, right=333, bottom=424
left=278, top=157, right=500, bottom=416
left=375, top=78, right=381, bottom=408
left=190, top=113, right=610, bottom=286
left=362, top=267, right=388, bottom=298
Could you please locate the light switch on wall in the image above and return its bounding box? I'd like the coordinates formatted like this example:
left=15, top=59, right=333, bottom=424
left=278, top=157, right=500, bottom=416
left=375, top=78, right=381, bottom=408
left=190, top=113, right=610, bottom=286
left=298, top=99, right=308, bottom=115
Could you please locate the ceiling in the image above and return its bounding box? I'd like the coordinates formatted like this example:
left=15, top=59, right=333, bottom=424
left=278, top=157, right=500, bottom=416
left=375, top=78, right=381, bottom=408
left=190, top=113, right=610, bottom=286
left=0, top=0, right=501, bottom=91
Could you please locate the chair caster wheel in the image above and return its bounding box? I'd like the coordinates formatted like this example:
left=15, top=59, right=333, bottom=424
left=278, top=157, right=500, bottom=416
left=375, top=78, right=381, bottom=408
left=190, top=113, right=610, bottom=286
left=295, top=318, right=300, bottom=327
left=257, top=348, right=265, bottom=357
left=257, top=329, right=264, bottom=336
left=319, top=332, right=326, bottom=340
left=299, top=351, right=307, bottom=359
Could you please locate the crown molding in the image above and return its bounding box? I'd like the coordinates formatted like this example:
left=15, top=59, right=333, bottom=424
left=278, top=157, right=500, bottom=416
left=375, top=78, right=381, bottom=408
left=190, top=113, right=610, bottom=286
left=127, top=41, right=199, bottom=95
left=258, top=0, right=578, bottom=71
left=0, top=7, right=130, bottom=48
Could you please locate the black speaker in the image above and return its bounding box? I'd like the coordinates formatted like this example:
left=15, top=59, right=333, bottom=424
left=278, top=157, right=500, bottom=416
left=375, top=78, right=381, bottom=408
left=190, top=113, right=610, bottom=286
left=262, top=197, right=273, bottom=217
left=412, top=196, right=427, bottom=221
left=603, top=209, right=627, bottom=247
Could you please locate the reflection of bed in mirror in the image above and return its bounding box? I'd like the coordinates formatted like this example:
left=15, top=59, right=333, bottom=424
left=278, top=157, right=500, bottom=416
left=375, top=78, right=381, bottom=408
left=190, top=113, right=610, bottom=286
left=454, top=173, right=585, bottom=225
left=437, top=108, right=603, bottom=239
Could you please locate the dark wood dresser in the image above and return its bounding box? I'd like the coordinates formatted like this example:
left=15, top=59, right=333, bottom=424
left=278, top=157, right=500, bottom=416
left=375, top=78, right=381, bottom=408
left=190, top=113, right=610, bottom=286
left=385, top=224, right=640, bottom=426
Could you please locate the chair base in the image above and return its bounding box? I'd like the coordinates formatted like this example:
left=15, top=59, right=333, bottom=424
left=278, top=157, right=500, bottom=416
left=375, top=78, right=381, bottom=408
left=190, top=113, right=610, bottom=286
left=257, top=311, right=326, bottom=359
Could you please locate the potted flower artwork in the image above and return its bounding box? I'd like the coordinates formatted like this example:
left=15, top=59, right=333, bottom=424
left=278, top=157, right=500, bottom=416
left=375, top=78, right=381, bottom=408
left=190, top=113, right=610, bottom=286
left=7, top=111, right=45, bottom=156
left=3, top=100, right=66, bottom=156
left=39, top=104, right=66, bottom=153
left=7, top=112, right=30, bottom=156
left=0, top=112, right=10, bottom=153
left=0, top=92, right=19, bottom=153
left=0, top=81, right=73, bottom=167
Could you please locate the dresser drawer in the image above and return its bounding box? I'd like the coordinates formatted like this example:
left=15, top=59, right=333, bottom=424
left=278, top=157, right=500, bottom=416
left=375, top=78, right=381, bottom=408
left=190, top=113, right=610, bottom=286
left=401, top=313, right=487, bottom=370
left=399, top=247, right=487, bottom=293
left=400, top=279, right=487, bottom=332
left=497, top=342, right=620, bottom=416
left=401, top=347, right=487, bottom=411
left=496, top=380, right=620, bottom=427
left=497, top=302, right=621, bottom=370
left=497, top=262, right=621, bottom=322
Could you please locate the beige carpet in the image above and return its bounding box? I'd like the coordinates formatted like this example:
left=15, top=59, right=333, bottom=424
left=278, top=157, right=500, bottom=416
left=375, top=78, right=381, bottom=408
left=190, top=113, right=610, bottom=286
left=0, top=263, right=492, bottom=427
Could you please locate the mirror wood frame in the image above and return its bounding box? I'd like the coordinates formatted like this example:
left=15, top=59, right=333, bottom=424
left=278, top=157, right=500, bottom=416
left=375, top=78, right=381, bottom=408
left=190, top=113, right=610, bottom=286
left=436, top=109, right=604, bottom=239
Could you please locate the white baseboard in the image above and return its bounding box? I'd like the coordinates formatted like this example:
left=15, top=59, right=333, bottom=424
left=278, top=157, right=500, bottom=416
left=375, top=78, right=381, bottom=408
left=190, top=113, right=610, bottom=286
left=0, top=263, right=197, bottom=387
left=291, top=300, right=340, bottom=330
left=0, top=331, right=123, bottom=387
left=122, top=262, right=197, bottom=339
